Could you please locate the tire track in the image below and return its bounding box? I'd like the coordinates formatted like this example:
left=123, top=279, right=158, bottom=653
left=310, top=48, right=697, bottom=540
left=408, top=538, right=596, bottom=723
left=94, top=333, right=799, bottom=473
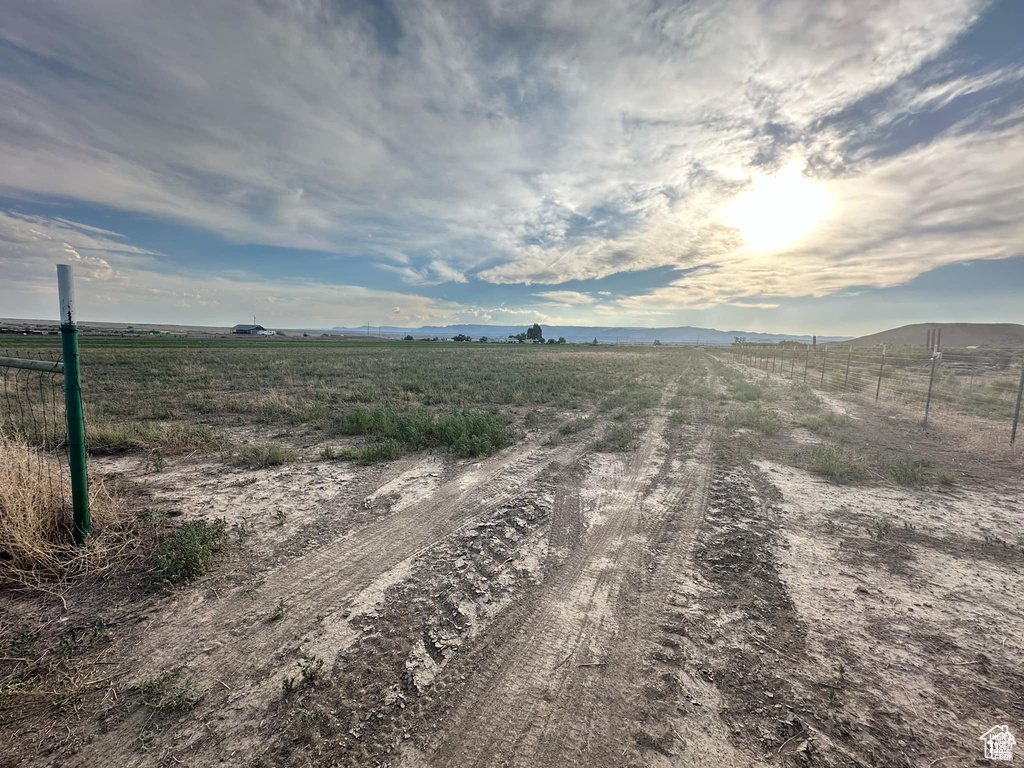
left=418, top=404, right=714, bottom=767
left=70, top=428, right=592, bottom=767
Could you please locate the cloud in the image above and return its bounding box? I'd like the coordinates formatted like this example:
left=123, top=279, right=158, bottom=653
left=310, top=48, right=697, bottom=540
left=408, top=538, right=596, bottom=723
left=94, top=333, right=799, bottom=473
left=532, top=291, right=596, bottom=306
left=0, top=0, right=1015, bottom=319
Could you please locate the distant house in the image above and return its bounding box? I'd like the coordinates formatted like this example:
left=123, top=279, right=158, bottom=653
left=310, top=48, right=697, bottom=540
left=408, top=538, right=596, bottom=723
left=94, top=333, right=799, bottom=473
left=232, top=324, right=274, bottom=336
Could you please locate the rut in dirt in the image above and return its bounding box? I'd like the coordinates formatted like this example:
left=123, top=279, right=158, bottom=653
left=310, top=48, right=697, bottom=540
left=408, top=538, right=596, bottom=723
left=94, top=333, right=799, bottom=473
left=67, top=428, right=592, bottom=767
left=416, top=408, right=714, bottom=767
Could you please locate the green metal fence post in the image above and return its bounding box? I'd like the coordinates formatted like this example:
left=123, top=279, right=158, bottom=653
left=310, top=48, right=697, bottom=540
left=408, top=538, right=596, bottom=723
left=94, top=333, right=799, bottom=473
left=57, top=264, right=90, bottom=545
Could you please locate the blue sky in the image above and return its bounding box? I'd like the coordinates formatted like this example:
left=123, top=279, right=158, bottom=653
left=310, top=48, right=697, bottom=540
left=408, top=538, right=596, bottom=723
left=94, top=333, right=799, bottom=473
left=1, top=0, right=1023, bottom=334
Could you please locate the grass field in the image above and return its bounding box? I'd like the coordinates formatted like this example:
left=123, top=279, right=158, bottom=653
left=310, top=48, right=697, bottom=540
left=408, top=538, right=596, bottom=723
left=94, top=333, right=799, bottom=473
left=1, top=338, right=1022, bottom=768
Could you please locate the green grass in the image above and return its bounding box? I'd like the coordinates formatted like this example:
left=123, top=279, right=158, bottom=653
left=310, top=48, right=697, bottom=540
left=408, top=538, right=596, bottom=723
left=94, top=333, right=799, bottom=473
left=724, top=404, right=784, bottom=435
left=87, top=422, right=223, bottom=455
left=328, top=407, right=509, bottom=458
left=796, top=411, right=851, bottom=437
left=152, top=519, right=228, bottom=584
left=886, top=460, right=929, bottom=486
left=802, top=444, right=868, bottom=483
left=558, top=416, right=595, bottom=435
left=235, top=443, right=299, bottom=468
left=727, top=380, right=773, bottom=402
left=593, top=423, right=638, bottom=452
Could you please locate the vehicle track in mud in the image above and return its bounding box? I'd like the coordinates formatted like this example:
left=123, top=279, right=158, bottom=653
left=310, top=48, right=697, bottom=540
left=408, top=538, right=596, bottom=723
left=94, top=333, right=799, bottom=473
left=66, top=428, right=595, bottom=767
left=408, top=402, right=715, bottom=767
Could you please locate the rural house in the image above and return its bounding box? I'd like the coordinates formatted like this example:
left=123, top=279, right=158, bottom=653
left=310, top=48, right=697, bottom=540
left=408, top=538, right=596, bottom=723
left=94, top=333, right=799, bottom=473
left=232, top=324, right=274, bottom=336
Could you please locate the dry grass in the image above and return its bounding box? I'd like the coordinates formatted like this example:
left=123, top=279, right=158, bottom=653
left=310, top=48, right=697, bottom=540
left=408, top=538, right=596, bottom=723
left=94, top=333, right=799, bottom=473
left=0, top=432, right=126, bottom=584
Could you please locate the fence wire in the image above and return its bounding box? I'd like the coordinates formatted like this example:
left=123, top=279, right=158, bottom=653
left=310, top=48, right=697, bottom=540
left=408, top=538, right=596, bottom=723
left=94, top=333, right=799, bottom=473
left=0, top=348, right=69, bottom=510
left=719, top=343, right=1024, bottom=444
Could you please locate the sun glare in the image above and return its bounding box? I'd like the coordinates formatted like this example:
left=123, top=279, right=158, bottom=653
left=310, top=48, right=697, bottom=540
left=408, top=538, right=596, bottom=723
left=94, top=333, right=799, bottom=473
left=721, top=161, right=831, bottom=252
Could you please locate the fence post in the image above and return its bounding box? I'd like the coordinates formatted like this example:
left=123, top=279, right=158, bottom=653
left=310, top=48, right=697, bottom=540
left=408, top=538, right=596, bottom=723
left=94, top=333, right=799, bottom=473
left=820, top=345, right=828, bottom=388
left=57, top=264, right=90, bottom=545
left=790, top=348, right=795, bottom=378
left=843, top=345, right=852, bottom=391
left=1012, top=353, right=1024, bottom=445
left=804, top=345, right=809, bottom=382
left=924, top=352, right=938, bottom=426
left=875, top=349, right=885, bottom=402
left=772, top=347, right=777, bottom=374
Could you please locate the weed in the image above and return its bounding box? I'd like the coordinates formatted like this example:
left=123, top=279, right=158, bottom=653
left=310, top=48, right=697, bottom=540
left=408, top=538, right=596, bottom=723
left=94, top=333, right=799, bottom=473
left=802, top=444, right=867, bottom=483
left=235, top=443, right=298, bottom=469
left=594, top=423, right=638, bottom=452
left=10, top=630, right=39, bottom=655
left=299, top=654, right=325, bottom=684
left=887, top=460, right=928, bottom=486
left=796, top=411, right=851, bottom=436
left=273, top=509, right=287, bottom=526
left=152, top=518, right=228, bottom=584
left=148, top=450, right=166, bottom=473
left=282, top=676, right=296, bottom=696
left=87, top=422, right=223, bottom=455
left=328, top=407, right=508, bottom=459
left=668, top=410, right=690, bottom=425
left=523, top=411, right=542, bottom=428
left=724, top=404, right=783, bottom=435
left=233, top=518, right=255, bottom=544
left=935, top=469, right=957, bottom=486
left=558, top=416, right=594, bottom=435
left=135, top=669, right=201, bottom=714
left=228, top=476, right=258, bottom=488
left=268, top=599, right=287, bottom=622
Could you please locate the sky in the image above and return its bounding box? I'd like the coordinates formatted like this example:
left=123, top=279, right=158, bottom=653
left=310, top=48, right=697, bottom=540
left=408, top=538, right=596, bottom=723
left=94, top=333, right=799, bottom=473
left=1, top=0, right=1023, bottom=335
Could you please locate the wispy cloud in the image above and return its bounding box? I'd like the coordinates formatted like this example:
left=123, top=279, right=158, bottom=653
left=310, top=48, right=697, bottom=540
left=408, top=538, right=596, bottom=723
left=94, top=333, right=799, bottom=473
left=532, top=291, right=596, bottom=307
left=0, top=0, right=1018, bottom=327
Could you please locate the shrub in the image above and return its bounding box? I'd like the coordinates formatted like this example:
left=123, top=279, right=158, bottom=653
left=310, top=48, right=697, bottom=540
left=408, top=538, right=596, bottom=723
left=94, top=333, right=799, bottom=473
left=235, top=443, right=298, bottom=468
left=594, top=423, right=638, bottom=452
left=558, top=416, right=594, bottom=435
left=887, top=460, right=928, bottom=486
left=803, top=444, right=867, bottom=483
left=797, top=412, right=851, bottom=436
left=152, top=519, right=227, bottom=584
left=724, top=404, right=783, bottom=435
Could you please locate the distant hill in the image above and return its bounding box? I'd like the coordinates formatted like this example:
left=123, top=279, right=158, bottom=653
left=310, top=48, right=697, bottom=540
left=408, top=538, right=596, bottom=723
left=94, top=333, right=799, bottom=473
left=332, top=324, right=851, bottom=345
left=847, top=322, right=1024, bottom=348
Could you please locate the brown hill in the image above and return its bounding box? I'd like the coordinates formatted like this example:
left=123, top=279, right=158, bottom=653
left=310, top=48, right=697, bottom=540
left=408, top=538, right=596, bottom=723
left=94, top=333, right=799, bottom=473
left=848, top=322, right=1024, bottom=348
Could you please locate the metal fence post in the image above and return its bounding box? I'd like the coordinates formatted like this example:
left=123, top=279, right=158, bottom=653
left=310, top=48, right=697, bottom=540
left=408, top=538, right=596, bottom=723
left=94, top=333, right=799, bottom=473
left=1012, top=353, right=1024, bottom=445
left=804, top=345, right=809, bottom=382
left=843, top=344, right=852, bottom=391
left=924, top=352, right=938, bottom=426
left=875, top=349, right=885, bottom=402
left=57, top=264, right=90, bottom=545
left=820, top=345, right=828, bottom=388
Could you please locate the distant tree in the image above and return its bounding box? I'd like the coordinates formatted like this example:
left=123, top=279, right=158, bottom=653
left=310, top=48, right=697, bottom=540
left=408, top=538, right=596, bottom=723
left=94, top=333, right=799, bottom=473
left=478, top=336, right=489, bottom=343
left=302, top=333, right=309, bottom=337
left=653, top=339, right=661, bottom=346
left=509, top=332, right=527, bottom=343
left=526, top=323, right=544, bottom=343
left=733, top=336, right=746, bottom=345
left=275, top=330, right=286, bottom=336
left=557, top=337, right=566, bottom=344
left=431, top=336, right=440, bottom=341
left=546, top=338, right=556, bottom=344
left=453, top=333, right=471, bottom=342
left=404, top=334, right=414, bottom=341
left=591, top=337, right=599, bottom=345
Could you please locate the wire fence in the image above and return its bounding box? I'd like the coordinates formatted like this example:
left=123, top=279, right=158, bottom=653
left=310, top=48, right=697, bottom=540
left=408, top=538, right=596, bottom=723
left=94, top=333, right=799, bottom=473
left=0, top=348, right=70, bottom=512
left=717, top=342, right=1024, bottom=445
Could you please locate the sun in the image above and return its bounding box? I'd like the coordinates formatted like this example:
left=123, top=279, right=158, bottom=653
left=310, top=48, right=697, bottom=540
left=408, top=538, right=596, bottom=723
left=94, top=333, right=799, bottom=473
left=721, top=162, right=831, bottom=252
